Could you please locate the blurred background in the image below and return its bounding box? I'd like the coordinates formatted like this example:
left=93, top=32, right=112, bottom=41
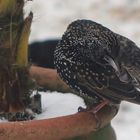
left=25, top=0, right=140, bottom=140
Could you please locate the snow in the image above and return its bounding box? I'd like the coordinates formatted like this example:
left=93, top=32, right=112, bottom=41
left=34, top=91, right=86, bottom=120
left=1, top=0, right=140, bottom=140
left=24, top=0, right=140, bottom=46
left=112, top=102, right=140, bottom=140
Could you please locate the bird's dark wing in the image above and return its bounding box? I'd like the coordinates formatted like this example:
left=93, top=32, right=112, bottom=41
left=116, top=34, right=140, bottom=83
left=72, top=32, right=139, bottom=103
left=73, top=59, right=140, bottom=104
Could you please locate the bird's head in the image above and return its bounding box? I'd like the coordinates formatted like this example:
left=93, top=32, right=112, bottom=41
left=59, top=20, right=114, bottom=62
left=76, top=37, right=110, bottom=61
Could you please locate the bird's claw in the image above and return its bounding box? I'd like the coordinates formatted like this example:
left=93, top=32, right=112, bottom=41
left=78, top=106, right=87, bottom=112
left=78, top=106, right=101, bottom=130
left=88, top=109, right=101, bottom=130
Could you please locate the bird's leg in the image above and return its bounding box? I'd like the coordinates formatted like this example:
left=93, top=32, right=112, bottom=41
left=90, top=100, right=109, bottom=114
left=89, top=100, right=109, bottom=130
left=78, top=100, right=109, bottom=113
left=78, top=100, right=109, bottom=130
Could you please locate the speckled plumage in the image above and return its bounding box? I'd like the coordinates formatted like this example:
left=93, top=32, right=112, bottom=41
left=54, top=19, right=140, bottom=105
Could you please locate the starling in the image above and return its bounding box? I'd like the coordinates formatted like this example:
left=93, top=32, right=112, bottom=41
left=54, top=19, right=140, bottom=112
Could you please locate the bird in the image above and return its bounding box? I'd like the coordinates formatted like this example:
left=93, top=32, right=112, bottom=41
left=54, top=19, right=140, bottom=114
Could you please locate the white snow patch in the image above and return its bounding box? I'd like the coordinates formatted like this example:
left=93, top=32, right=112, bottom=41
left=112, top=102, right=140, bottom=140
left=34, top=91, right=86, bottom=120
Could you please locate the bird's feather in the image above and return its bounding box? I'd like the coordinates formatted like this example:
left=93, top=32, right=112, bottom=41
left=74, top=60, right=140, bottom=104
left=54, top=19, right=140, bottom=105
left=116, top=34, right=140, bottom=83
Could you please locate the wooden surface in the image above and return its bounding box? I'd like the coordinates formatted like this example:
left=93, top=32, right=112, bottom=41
left=0, top=105, right=117, bottom=140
